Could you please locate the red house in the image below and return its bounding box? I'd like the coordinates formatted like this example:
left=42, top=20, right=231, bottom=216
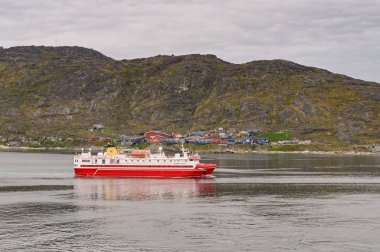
left=172, top=132, right=183, bottom=139
left=145, top=131, right=171, bottom=143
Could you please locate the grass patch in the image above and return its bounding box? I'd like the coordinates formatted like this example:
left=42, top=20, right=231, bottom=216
left=260, top=131, right=291, bottom=142
left=268, top=144, right=308, bottom=152
left=26, top=142, right=41, bottom=148
left=91, top=141, right=114, bottom=147
left=267, top=144, right=366, bottom=152
left=133, top=142, right=152, bottom=149
left=39, top=140, right=69, bottom=148
left=184, top=144, right=215, bottom=152
left=26, top=140, right=82, bottom=148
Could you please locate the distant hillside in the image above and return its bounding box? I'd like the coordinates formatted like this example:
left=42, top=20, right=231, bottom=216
left=0, top=46, right=379, bottom=144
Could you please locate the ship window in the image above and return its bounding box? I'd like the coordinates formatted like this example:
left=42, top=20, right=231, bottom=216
left=149, top=160, right=151, bottom=162
left=102, top=159, right=105, bottom=164
left=95, top=159, right=97, bottom=164
left=117, top=160, right=119, bottom=164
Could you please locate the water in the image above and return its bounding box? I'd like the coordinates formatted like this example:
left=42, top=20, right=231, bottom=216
left=1, top=152, right=380, bottom=251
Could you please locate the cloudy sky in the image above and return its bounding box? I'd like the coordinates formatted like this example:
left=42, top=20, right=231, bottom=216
left=1, top=0, right=380, bottom=82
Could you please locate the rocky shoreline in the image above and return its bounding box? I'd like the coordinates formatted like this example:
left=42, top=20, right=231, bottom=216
left=1, top=145, right=378, bottom=156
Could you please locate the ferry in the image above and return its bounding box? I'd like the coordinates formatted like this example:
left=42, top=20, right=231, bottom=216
left=74, top=144, right=216, bottom=178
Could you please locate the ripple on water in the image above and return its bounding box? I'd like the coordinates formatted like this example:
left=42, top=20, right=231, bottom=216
left=1, top=152, right=380, bottom=251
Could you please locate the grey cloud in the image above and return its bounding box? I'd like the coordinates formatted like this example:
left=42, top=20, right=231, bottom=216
left=0, top=0, right=379, bottom=82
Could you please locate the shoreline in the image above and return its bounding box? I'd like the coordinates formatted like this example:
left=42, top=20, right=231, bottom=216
left=0, top=145, right=379, bottom=156
left=227, top=149, right=380, bottom=156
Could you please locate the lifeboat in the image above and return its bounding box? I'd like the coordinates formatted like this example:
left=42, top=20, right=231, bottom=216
left=131, top=149, right=150, bottom=158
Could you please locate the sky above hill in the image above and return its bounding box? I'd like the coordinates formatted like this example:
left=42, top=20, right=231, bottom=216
left=1, top=0, right=380, bottom=82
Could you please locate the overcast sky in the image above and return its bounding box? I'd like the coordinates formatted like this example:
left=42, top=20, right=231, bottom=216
left=1, top=0, right=380, bottom=82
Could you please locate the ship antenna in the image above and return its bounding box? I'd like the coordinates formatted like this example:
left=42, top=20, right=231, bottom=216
left=180, top=140, right=187, bottom=154
left=180, top=140, right=184, bottom=152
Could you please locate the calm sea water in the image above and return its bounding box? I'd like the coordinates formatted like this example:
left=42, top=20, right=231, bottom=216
left=1, top=152, right=380, bottom=251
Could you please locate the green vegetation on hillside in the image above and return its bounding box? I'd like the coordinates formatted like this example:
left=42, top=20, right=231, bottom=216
left=0, top=46, right=379, bottom=145
left=260, top=132, right=291, bottom=142
left=134, top=142, right=152, bottom=150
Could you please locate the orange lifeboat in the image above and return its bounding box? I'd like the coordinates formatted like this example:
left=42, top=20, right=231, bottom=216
left=131, top=149, right=150, bottom=158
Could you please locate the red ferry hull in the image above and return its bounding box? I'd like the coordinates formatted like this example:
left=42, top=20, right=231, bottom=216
left=74, top=164, right=216, bottom=178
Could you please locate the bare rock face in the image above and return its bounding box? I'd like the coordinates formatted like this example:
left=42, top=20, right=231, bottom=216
left=369, top=92, right=380, bottom=101
left=0, top=46, right=379, bottom=144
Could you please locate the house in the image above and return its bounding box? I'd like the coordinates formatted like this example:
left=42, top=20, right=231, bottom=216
left=251, top=138, right=270, bottom=145
left=92, top=124, right=105, bottom=130
left=185, top=132, right=205, bottom=137
left=171, top=132, right=183, bottom=139
left=165, top=138, right=181, bottom=144
left=211, top=139, right=228, bottom=145
left=186, top=139, right=212, bottom=145
left=120, top=135, right=146, bottom=146
left=145, top=131, right=171, bottom=143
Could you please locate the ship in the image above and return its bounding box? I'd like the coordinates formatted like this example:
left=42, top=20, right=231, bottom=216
left=74, top=144, right=217, bottom=178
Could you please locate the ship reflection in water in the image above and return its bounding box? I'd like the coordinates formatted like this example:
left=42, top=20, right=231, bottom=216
left=73, top=177, right=216, bottom=201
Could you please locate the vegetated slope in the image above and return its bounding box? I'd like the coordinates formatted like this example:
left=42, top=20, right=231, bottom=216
left=0, top=46, right=379, bottom=144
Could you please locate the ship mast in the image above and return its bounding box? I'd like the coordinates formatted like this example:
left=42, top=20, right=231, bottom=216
left=181, top=141, right=188, bottom=158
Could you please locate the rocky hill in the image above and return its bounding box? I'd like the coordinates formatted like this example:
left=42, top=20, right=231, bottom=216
left=0, top=46, right=379, bottom=144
